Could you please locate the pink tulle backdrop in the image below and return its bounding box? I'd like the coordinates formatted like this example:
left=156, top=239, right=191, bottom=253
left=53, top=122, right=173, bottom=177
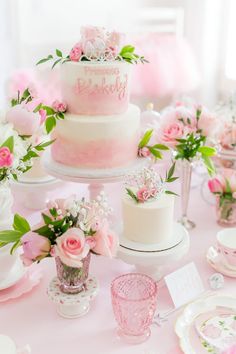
left=129, top=34, right=200, bottom=98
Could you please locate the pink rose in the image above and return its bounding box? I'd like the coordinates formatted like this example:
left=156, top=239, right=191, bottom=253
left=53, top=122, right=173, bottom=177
left=198, top=108, right=218, bottom=137
left=81, top=26, right=106, bottom=41
left=208, top=178, right=223, bottom=194
left=52, top=100, right=67, bottom=113
left=138, top=147, right=151, bottom=157
left=55, top=228, right=90, bottom=268
left=0, top=147, right=14, bottom=167
left=85, top=236, right=97, bottom=249
left=39, top=109, right=47, bottom=125
left=6, top=105, right=41, bottom=136
left=137, top=186, right=151, bottom=202
left=160, top=122, right=184, bottom=147
left=220, top=123, right=236, bottom=149
left=69, top=42, right=83, bottom=62
left=93, top=221, right=118, bottom=258
left=202, top=324, right=222, bottom=339
left=223, top=345, right=236, bottom=354
left=21, top=231, right=51, bottom=266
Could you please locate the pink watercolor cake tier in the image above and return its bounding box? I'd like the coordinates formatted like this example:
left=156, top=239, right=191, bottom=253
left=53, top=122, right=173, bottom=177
left=51, top=104, right=140, bottom=169
left=60, top=61, right=131, bottom=115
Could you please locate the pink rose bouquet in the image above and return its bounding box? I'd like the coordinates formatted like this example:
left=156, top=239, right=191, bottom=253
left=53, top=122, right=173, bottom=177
left=155, top=103, right=217, bottom=175
left=125, top=164, right=178, bottom=204
left=0, top=193, right=118, bottom=267
left=7, top=87, right=67, bottom=134
left=36, top=25, right=147, bottom=68
left=208, top=168, right=236, bottom=225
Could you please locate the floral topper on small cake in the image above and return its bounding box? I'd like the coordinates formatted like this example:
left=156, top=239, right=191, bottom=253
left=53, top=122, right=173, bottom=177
left=125, top=164, right=178, bottom=203
left=0, top=192, right=118, bottom=268
left=36, top=26, right=147, bottom=68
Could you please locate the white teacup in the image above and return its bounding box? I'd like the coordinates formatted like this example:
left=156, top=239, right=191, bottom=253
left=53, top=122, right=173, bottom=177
left=0, top=334, right=31, bottom=354
left=0, top=244, right=20, bottom=282
left=217, top=228, right=236, bottom=270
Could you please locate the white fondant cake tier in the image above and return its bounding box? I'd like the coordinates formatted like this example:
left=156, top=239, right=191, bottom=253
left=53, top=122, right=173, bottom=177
left=122, top=193, right=175, bottom=244
left=60, top=61, right=131, bottom=115
left=51, top=104, right=140, bottom=169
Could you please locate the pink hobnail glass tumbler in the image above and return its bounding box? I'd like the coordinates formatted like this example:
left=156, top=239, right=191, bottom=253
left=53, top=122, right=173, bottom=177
left=111, top=273, right=158, bottom=344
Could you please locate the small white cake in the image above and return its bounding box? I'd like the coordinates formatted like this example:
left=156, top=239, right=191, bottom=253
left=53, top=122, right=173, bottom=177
left=122, top=193, right=175, bottom=244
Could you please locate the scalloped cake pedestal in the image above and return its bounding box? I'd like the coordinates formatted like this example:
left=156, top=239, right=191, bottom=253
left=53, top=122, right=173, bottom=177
left=118, top=223, right=190, bottom=281
left=43, top=151, right=150, bottom=200
left=47, top=276, right=99, bottom=319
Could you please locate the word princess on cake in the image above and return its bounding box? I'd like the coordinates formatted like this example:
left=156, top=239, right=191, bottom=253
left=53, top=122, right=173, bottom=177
left=35, top=25, right=149, bottom=171
left=122, top=165, right=178, bottom=244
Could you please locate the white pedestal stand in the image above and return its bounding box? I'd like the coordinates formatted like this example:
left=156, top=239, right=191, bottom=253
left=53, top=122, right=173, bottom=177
left=11, top=176, right=61, bottom=210
left=47, top=276, right=99, bottom=319
left=118, top=224, right=190, bottom=281
left=43, top=152, right=149, bottom=200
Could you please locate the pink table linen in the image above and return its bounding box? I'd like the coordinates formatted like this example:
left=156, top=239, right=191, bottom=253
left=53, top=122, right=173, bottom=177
left=0, top=180, right=236, bottom=354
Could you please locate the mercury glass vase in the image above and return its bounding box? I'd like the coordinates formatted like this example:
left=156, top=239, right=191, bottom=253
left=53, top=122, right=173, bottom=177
left=178, top=159, right=196, bottom=230
left=55, top=253, right=91, bottom=294
left=216, top=197, right=236, bottom=227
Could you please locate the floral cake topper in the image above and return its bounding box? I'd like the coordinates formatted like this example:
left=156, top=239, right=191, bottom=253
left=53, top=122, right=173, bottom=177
left=36, top=26, right=147, bottom=68
left=125, top=164, right=178, bottom=203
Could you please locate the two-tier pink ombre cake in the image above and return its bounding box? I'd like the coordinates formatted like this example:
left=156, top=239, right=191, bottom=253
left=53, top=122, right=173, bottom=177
left=50, top=26, right=143, bottom=170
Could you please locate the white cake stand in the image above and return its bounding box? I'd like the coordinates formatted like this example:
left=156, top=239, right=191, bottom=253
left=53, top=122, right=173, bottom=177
left=118, top=223, right=190, bottom=281
left=43, top=151, right=150, bottom=200
left=11, top=176, right=61, bottom=210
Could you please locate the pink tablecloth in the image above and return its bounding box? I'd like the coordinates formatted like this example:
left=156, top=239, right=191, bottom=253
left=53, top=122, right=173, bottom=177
left=0, top=180, right=236, bottom=354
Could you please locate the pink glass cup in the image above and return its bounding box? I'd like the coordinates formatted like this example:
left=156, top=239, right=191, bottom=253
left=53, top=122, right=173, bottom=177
left=111, top=273, right=158, bottom=344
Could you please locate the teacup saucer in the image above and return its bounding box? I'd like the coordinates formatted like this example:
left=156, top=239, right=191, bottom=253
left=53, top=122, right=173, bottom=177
left=206, top=246, right=236, bottom=278
left=0, top=264, right=42, bottom=302
left=0, top=258, right=25, bottom=291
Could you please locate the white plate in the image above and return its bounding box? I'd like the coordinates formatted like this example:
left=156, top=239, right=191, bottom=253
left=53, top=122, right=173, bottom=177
left=175, top=294, right=236, bottom=354
left=120, top=222, right=184, bottom=252
left=0, top=258, right=26, bottom=290
left=207, top=246, right=236, bottom=278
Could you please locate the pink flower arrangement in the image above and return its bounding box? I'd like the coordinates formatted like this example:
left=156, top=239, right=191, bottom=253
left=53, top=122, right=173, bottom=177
left=37, top=25, right=147, bottom=67
left=208, top=169, right=236, bottom=195
left=0, top=193, right=118, bottom=269
left=0, top=147, right=13, bottom=168
left=125, top=165, right=177, bottom=204
left=219, top=122, right=236, bottom=150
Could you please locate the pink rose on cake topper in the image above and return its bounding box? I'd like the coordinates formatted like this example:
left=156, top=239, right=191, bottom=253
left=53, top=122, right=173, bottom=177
left=0, top=147, right=14, bottom=167
left=52, top=100, right=67, bottom=113
left=137, top=187, right=151, bottom=203
left=69, top=42, right=83, bottom=62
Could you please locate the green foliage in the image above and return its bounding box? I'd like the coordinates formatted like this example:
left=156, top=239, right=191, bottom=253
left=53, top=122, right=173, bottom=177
left=138, top=129, right=153, bottom=148
left=1, top=136, right=14, bottom=153
left=119, top=44, right=148, bottom=64
left=0, top=230, right=23, bottom=243
left=13, top=214, right=30, bottom=234
left=126, top=188, right=139, bottom=203
left=36, top=50, right=67, bottom=69
left=138, top=130, right=169, bottom=160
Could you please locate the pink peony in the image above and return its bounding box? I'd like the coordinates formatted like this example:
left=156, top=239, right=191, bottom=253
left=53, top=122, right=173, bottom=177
left=138, top=147, right=151, bottom=157
left=223, top=345, right=236, bottom=354
left=208, top=178, right=223, bottom=194
left=0, top=147, right=14, bottom=167
left=52, top=100, right=67, bottom=113
left=220, top=123, right=236, bottom=149
left=6, top=105, right=41, bottom=136
left=198, top=108, right=218, bottom=137
left=93, top=221, right=118, bottom=258
left=137, top=186, right=151, bottom=202
left=55, top=228, right=90, bottom=268
left=21, top=231, right=51, bottom=266
left=39, top=109, right=47, bottom=125
left=69, top=42, right=83, bottom=62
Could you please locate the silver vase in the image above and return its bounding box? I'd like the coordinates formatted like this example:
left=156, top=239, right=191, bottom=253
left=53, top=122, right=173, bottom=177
left=178, top=159, right=195, bottom=230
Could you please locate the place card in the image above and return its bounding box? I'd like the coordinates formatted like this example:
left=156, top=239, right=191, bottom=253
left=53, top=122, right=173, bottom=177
left=164, top=262, right=205, bottom=308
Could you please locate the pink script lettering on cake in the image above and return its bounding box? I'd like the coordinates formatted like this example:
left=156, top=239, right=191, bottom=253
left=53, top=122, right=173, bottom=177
left=74, top=74, right=128, bottom=100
